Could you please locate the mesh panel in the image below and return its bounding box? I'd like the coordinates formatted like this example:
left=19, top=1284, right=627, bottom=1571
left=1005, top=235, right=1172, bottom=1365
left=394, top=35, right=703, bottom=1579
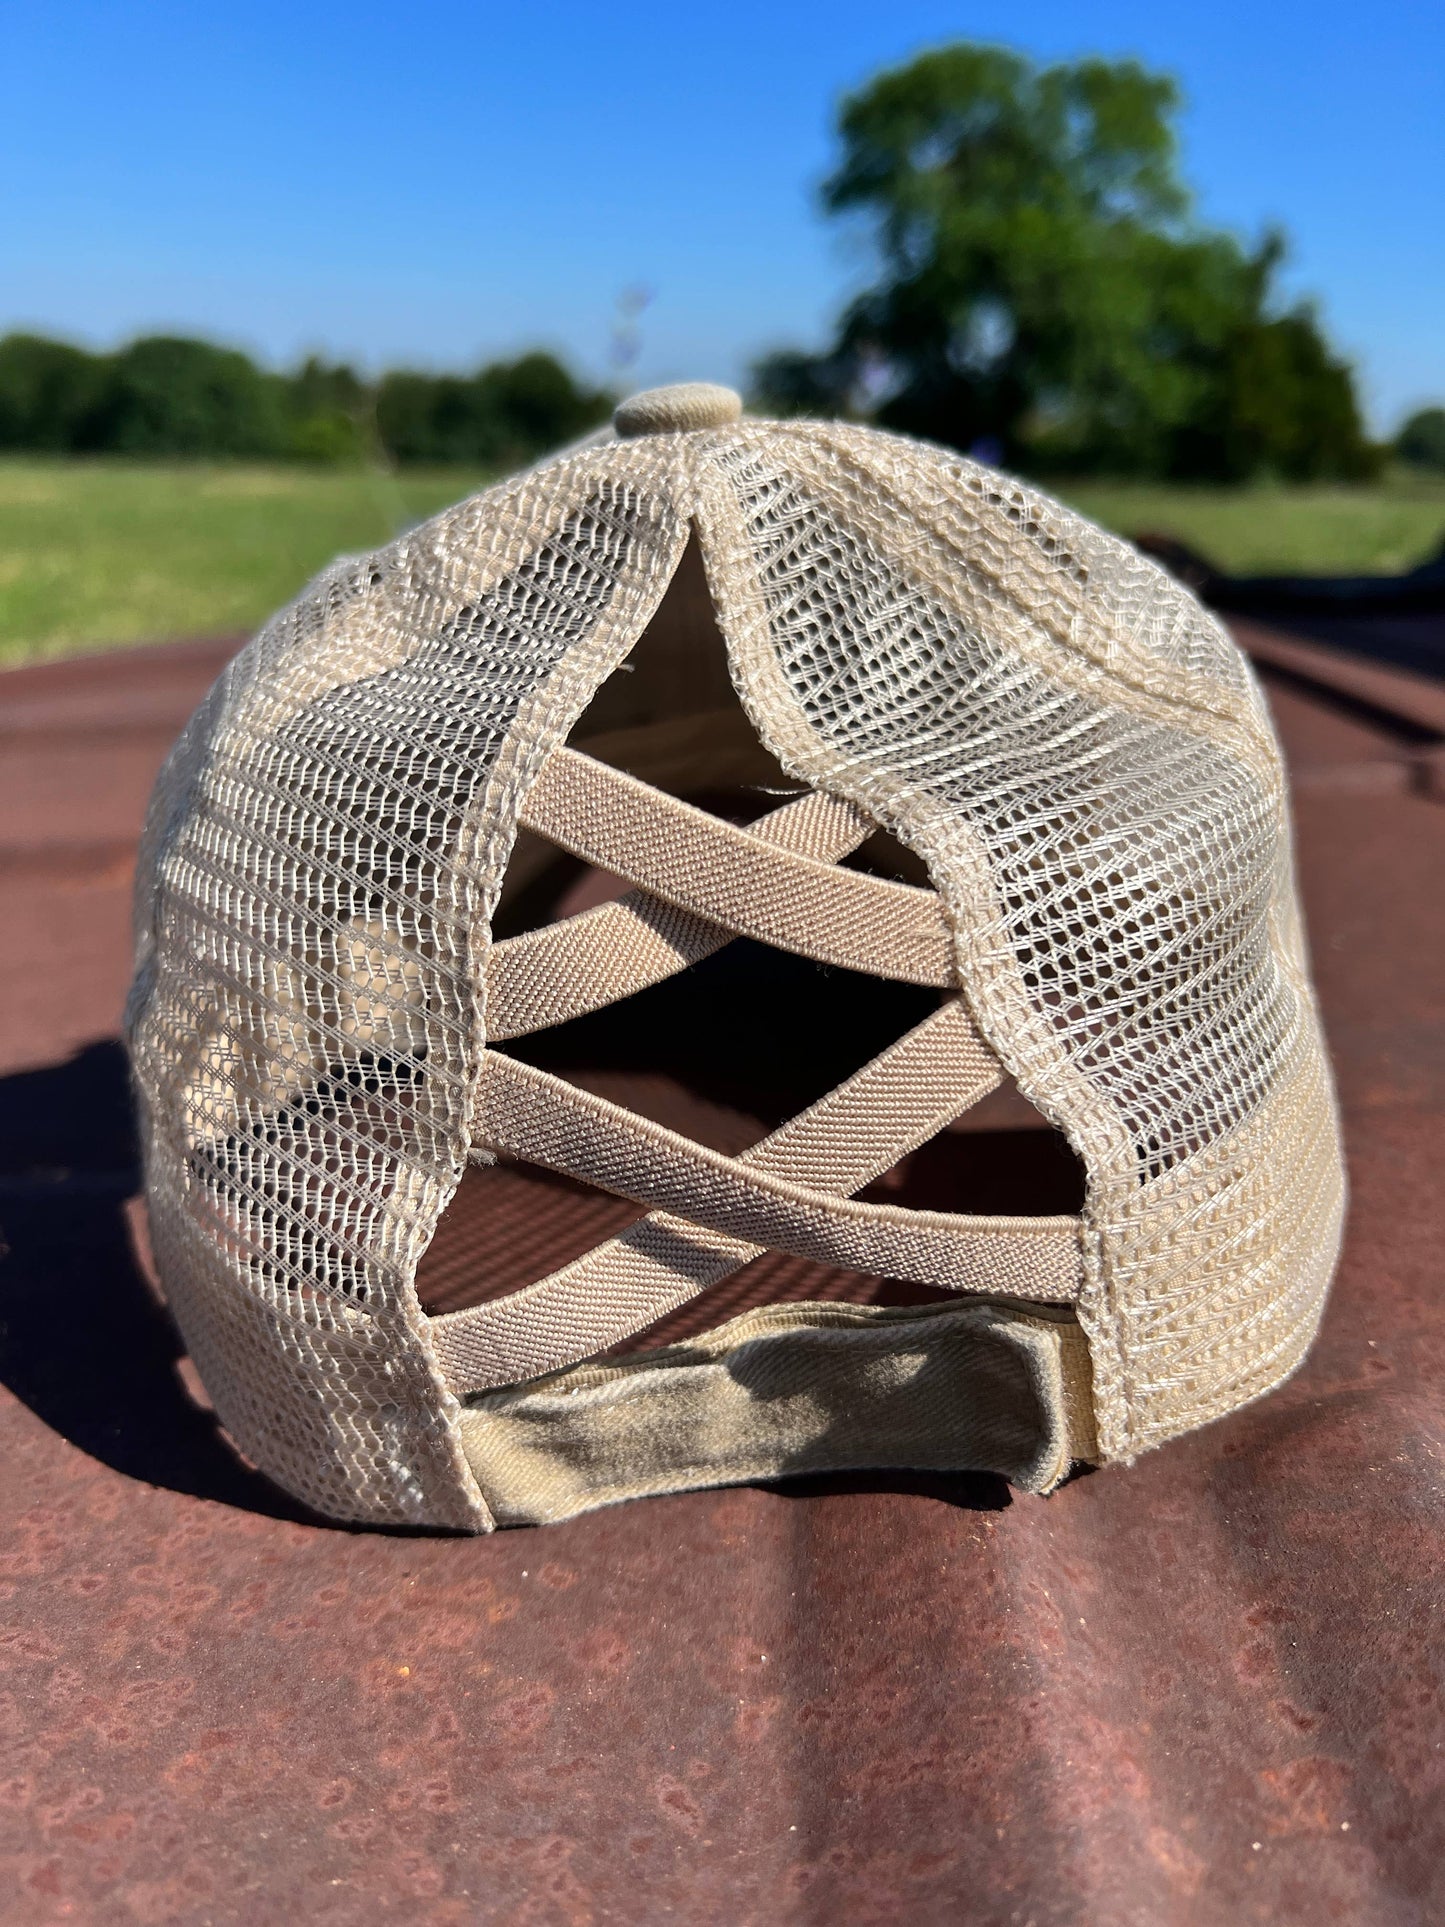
left=703, top=424, right=1343, bottom=1458
left=130, top=455, right=689, bottom=1524
left=712, top=455, right=1294, bottom=1178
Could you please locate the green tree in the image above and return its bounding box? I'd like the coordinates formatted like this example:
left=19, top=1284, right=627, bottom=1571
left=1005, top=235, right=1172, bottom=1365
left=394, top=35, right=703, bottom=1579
left=755, top=44, right=1375, bottom=480
left=82, top=336, right=288, bottom=457
left=375, top=371, right=482, bottom=464
left=473, top=352, right=613, bottom=462
left=0, top=333, right=105, bottom=450
left=1396, top=407, right=1445, bottom=472
left=285, top=356, right=371, bottom=464
left=750, top=346, right=858, bottom=421
left=1184, top=307, right=1378, bottom=481
left=376, top=352, right=610, bottom=467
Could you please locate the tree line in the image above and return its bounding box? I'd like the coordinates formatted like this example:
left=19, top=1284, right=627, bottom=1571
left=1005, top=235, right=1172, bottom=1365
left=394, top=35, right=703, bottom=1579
left=1, top=44, right=1440, bottom=482
left=0, top=333, right=613, bottom=469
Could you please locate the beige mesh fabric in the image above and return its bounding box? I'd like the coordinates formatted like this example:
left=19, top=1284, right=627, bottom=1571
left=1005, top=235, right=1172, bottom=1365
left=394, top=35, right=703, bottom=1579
left=126, top=388, right=1345, bottom=1531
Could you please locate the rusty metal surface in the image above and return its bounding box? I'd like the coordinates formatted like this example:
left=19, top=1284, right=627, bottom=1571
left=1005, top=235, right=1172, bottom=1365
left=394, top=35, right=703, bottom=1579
left=0, top=626, right=1441, bottom=1924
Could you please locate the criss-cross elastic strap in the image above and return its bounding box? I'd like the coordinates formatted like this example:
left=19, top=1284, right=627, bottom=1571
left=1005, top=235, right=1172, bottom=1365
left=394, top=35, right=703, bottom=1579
left=429, top=748, right=1086, bottom=1401
left=511, top=747, right=954, bottom=988
left=486, top=779, right=882, bottom=1040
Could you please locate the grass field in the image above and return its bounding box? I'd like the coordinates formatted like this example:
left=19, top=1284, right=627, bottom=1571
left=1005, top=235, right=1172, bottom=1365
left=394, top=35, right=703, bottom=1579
left=0, top=461, right=494, bottom=666
left=1, top=458, right=1443, bottom=666
left=1059, top=474, right=1445, bottom=580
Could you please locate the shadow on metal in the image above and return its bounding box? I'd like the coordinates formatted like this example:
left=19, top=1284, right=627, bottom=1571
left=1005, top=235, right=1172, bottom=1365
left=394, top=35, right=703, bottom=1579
left=761, top=1465, right=1016, bottom=1511
left=0, top=1040, right=321, bottom=1523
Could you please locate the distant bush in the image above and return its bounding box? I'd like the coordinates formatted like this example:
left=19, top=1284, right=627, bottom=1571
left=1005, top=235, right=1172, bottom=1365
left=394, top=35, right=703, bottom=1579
left=376, top=353, right=612, bottom=467
left=284, top=356, right=371, bottom=465
left=747, top=348, right=858, bottom=421
left=1396, top=407, right=1445, bottom=473
left=0, top=334, right=108, bottom=451
left=85, top=337, right=290, bottom=457
left=0, top=333, right=612, bottom=468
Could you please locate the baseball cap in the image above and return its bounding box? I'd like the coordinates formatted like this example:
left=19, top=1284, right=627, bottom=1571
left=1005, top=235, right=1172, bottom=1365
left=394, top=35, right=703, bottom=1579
left=125, top=381, right=1345, bottom=1530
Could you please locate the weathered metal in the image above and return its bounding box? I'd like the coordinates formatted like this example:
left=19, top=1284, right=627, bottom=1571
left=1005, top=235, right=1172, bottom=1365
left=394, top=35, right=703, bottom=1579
left=0, top=625, right=1440, bottom=1923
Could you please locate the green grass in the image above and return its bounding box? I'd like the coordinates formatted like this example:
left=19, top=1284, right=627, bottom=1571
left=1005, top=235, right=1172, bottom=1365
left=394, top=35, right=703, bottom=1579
left=1055, top=472, right=1445, bottom=578
left=2, top=458, right=1443, bottom=667
left=0, top=460, right=494, bottom=666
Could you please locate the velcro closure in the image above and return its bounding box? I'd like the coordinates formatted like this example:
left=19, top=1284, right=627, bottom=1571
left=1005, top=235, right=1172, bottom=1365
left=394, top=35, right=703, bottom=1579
left=457, top=1298, right=1098, bottom=1526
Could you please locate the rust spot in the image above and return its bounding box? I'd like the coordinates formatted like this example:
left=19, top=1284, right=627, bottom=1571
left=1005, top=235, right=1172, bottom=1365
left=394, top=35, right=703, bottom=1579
left=1258, top=1757, right=1355, bottom=1835
left=656, top=1777, right=704, bottom=1835
left=498, top=1683, right=554, bottom=1738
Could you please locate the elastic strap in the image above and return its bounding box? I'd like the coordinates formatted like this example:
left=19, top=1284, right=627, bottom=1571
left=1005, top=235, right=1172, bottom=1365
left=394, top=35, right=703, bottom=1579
left=515, top=747, right=953, bottom=986
left=487, top=782, right=875, bottom=1040
left=426, top=747, right=1087, bottom=1431
left=431, top=1001, right=1081, bottom=1393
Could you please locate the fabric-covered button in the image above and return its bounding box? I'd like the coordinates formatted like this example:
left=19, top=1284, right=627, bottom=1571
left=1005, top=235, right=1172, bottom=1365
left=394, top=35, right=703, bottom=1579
left=613, top=383, right=743, bottom=438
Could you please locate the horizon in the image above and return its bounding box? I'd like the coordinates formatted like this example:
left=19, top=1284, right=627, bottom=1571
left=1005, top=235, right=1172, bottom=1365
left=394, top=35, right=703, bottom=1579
left=3, top=0, right=1441, bottom=434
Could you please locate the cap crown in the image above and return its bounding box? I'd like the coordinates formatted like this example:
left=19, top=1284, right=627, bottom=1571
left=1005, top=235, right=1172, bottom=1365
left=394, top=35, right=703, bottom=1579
left=127, top=412, right=1344, bottom=1527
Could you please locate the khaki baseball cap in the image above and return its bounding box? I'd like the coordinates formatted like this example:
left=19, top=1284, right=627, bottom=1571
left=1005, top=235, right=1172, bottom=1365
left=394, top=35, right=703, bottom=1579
left=126, top=382, right=1344, bottom=1529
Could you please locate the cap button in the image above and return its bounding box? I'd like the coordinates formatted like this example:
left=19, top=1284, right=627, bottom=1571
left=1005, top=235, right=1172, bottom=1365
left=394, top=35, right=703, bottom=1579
left=614, top=382, right=742, bottom=438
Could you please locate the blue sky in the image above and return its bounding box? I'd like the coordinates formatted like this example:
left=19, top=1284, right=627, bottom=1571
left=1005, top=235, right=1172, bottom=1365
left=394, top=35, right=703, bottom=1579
left=2, top=0, right=1441, bottom=431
